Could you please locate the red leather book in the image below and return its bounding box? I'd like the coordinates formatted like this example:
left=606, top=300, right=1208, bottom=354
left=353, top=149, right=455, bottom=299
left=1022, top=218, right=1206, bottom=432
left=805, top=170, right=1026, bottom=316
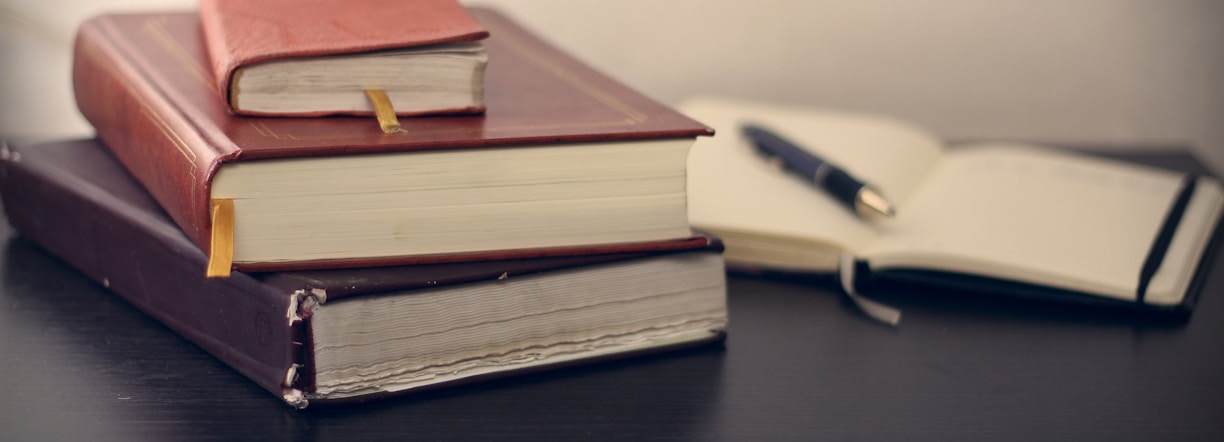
left=72, top=9, right=714, bottom=273
left=199, top=0, right=490, bottom=116
left=0, top=139, right=728, bottom=408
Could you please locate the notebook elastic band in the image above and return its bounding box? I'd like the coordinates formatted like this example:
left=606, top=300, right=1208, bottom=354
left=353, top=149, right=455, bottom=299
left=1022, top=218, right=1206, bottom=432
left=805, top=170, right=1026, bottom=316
left=1137, top=175, right=1197, bottom=303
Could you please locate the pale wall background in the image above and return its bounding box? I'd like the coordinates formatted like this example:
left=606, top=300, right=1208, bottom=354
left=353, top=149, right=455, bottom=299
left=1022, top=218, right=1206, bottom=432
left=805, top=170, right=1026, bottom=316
left=3, top=0, right=1222, bottom=173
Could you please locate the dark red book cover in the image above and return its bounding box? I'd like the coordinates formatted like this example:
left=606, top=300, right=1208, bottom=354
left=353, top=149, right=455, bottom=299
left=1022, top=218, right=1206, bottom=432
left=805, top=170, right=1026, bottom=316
left=72, top=8, right=713, bottom=272
left=0, top=139, right=725, bottom=408
left=199, top=0, right=490, bottom=116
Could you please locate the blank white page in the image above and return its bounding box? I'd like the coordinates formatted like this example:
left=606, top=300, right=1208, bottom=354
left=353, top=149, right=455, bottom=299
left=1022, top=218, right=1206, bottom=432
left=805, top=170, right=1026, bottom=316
left=683, top=96, right=945, bottom=253
left=862, top=143, right=1222, bottom=302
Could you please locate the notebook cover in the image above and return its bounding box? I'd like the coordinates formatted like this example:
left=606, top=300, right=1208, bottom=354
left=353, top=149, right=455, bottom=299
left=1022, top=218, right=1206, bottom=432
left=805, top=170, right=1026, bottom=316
left=199, top=0, right=489, bottom=116
left=0, top=138, right=725, bottom=408
left=72, top=8, right=713, bottom=271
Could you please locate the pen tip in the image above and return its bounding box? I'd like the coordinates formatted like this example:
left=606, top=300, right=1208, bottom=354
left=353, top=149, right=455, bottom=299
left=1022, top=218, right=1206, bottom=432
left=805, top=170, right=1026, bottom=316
left=857, top=187, right=896, bottom=218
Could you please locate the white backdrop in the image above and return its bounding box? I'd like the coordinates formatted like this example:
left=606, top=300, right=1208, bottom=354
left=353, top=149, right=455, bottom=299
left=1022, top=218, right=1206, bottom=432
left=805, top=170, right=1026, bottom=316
left=3, top=0, right=1221, bottom=173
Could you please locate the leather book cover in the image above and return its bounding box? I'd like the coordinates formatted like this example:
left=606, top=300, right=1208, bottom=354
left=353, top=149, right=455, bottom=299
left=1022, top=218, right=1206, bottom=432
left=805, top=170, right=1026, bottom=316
left=0, top=138, right=726, bottom=407
left=199, top=0, right=489, bottom=116
left=72, top=8, right=714, bottom=272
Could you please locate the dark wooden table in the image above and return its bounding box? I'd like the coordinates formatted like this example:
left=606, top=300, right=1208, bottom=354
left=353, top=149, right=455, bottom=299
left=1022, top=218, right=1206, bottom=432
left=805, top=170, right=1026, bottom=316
left=2, top=152, right=1223, bottom=441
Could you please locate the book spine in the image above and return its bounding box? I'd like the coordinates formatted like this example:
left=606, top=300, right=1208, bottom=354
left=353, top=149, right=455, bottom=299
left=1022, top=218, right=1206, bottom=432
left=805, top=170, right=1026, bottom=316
left=197, top=0, right=237, bottom=108
left=0, top=145, right=303, bottom=406
left=72, top=16, right=225, bottom=254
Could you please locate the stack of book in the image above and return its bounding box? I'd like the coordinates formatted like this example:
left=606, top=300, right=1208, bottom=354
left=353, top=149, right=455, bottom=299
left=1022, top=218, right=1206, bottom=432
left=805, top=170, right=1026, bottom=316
left=0, top=1, right=727, bottom=408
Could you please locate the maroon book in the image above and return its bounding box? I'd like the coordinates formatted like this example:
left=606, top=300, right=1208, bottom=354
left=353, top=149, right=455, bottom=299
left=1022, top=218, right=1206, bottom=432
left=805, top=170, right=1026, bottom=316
left=73, top=8, right=714, bottom=273
left=0, top=139, right=728, bottom=408
left=200, top=0, right=489, bottom=116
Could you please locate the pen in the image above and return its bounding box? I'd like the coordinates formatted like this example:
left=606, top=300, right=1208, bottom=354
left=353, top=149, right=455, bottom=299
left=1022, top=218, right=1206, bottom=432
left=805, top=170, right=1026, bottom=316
left=742, top=124, right=896, bottom=218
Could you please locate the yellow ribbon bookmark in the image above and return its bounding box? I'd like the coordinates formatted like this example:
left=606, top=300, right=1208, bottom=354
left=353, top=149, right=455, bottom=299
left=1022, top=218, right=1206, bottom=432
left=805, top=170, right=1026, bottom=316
left=206, top=199, right=235, bottom=278
left=364, top=89, right=406, bottom=134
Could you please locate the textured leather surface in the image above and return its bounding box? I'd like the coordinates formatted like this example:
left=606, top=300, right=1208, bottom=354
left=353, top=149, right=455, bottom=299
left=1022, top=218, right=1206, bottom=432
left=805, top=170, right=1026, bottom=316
left=200, top=0, right=489, bottom=112
left=0, top=138, right=725, bottom=405
left=71, top=9, right=714, bottom=270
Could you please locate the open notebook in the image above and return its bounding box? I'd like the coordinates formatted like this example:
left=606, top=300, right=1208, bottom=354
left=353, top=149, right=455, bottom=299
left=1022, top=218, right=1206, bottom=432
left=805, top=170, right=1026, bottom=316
left=682, top=96, right=1224, bottom=315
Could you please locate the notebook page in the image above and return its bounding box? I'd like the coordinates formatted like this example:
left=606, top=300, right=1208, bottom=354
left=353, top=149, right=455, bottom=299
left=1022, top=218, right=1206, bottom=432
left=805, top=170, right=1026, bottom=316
left=1144, top=177, right=1223, bottom=304
left=682, top=97, right=945, bottom=254
left=861, top=143, right=1204, bottom=300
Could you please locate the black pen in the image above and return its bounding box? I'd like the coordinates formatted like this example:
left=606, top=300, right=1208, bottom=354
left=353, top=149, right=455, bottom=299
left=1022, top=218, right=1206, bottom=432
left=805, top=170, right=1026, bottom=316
left=742, top=124, right=896, bottom=218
